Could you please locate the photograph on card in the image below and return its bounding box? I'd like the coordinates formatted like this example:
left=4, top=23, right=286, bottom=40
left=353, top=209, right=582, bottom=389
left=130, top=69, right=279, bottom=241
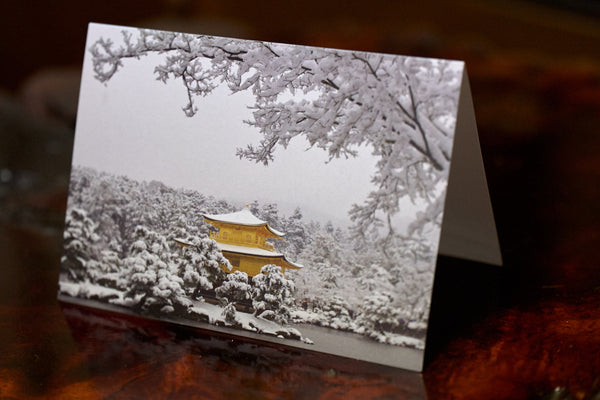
left=59, top=23, right=464, bottom=371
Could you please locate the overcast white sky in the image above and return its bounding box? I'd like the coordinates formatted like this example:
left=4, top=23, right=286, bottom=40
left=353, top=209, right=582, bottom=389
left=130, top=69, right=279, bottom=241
left=72, top=24, right=394, bottom=225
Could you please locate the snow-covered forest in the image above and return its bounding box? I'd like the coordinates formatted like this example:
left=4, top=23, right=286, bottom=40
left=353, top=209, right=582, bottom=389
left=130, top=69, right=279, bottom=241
left=60, top=166, right=435, bottom=348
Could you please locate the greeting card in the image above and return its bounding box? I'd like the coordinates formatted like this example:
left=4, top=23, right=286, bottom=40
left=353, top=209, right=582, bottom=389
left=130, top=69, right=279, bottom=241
left=59, top=23, right=501, bottom=372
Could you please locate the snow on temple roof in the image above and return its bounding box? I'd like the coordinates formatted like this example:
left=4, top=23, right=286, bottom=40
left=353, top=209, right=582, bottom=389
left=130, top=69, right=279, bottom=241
left=202, top=208, right=285, bottom=237
left=215, top=242, right=303, bottom=269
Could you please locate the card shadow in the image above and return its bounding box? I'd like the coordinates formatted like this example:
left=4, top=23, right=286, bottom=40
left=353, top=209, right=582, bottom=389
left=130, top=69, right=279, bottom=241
left=424, top=255, right=502, bottom=367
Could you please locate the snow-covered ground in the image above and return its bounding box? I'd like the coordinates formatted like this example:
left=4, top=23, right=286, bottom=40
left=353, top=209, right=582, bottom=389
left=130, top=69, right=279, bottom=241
left=188, top=300, right=313, bottom=343
left=59, top=281, right=122, bottom=300
left=58, top=280, right=312, bottom=343
left=291, top=309, right=424, bottom=350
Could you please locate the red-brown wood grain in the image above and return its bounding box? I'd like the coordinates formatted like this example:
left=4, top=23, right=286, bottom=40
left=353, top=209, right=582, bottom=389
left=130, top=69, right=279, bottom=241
left=426, top=292, right=600, bottom=400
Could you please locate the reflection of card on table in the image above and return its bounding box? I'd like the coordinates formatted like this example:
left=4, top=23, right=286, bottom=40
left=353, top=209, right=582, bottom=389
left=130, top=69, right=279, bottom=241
left=59, top=22, right=501, bottom=372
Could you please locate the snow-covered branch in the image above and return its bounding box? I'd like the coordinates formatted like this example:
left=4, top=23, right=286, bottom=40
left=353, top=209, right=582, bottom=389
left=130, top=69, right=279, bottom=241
left=90, top=27, right=462, bottom=236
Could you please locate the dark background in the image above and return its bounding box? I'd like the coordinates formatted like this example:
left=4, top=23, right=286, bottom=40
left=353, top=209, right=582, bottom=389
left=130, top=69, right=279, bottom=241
left=1, top=1, right=599, bottom=399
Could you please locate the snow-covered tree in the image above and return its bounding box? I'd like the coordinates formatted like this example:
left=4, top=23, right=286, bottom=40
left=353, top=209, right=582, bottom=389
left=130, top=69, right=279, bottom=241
left=176, top=237, right=231, bottom=298
left=61, top=208, right=100, bottom=282
left=316, top=295, right=355, bottom=331
left=90, top=249, right=122, bottom=288
left=215, top=270, right=252, bottom=304
left=368, top=234, right=435, bottom=323
left=356, top=262, right=394, bottom=292
left=122, top=226, right=190, bottom=314
left=259, top=203, right=280, bottom=226
left=354, top=293, right=407, bottom=341
left=301, top=229, right=341, bottom=266
left=252, top=265, right=295, bottom=324
left=168, top=215, right=195, bottom=248
left=90, top=27, right=462, bottom=238
left=294, top=226, right=356, bottom=301
left=215, top=270, right=252, bottom=326
left=280, top=207, right=308, bottom=257
left=248, top=200, right=261, bottom=217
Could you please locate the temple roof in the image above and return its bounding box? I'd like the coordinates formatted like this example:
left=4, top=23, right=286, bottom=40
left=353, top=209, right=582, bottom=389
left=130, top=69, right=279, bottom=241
left=216, top=242, right=303, bottom=269
left=202, top=209, right=285, bottom=237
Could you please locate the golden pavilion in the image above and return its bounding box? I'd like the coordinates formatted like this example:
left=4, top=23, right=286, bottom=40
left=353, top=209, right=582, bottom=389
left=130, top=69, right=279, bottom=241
left=201, top=208, right=302, bottom=277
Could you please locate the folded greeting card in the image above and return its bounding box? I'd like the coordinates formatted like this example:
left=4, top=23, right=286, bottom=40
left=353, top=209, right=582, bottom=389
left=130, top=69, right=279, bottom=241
left=59, top=23, right=501, bottom=372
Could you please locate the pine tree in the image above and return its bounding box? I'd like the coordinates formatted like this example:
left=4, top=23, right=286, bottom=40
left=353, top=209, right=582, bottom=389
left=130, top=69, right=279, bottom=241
left=320, top=295, right=354, bottom=331
left=354, top=293, right=407, bottom=342
left=122, top=226, right=190, bottom=315
left=176, top=237, right=231, bottom=299
left=61, top=208, right=100, bottom=282
left=252, top=265, right=295, bottom=324
left=90, top=249, right=122, bottom=288
left=215, top=270, right=252, bottom=304
left=281, top=207, right=308, bottom=258
left=249, top=200, right=260, bottom=216
left=293, top=225, right=357, bottom=310
left=215, top=271, right=252, bottom=327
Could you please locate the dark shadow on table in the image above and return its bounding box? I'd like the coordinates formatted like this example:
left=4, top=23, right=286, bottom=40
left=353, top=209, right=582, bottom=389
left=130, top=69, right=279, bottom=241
left=424, top=255, right=502, bottom=367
